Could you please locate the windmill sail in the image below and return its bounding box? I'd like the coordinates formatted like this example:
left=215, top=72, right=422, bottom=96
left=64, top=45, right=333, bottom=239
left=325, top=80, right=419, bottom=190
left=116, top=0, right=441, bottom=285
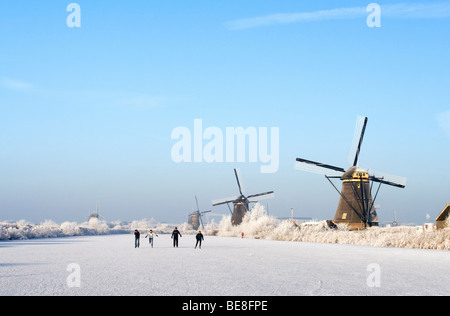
left=247, top=191, right=275, bottom=200
left=212, top=196, right=241, bottom=206
left=348, top=115, right=368, bottom=167
left=370, top=171, right=407, bottom=188
left=195, top=196, right=200, bottom=212
left=295, top=158, right=345, bottom=177
left=234, top=168, right=245, bottom=196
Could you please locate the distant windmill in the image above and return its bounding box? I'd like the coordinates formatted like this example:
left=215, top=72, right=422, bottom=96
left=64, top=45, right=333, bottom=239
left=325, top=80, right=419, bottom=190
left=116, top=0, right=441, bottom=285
left=295, top=116, right=407, bottom=230
left=88, top=202, right=105, bottom=223
left=392, top=211, right=399, bottom=227
left=188, top=196, right=212, bottom=230
left=212, top=168, right=274, bottom=226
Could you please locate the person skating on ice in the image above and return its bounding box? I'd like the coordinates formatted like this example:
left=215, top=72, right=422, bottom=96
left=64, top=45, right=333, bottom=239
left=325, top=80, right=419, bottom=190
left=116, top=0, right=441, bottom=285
left=195, top=230, right=204, bottom=249
left=145, top=229, right=158, bottom=248
left=171, top=227, right=182, bottom=248
left=134, top=229, right=140, bottom=248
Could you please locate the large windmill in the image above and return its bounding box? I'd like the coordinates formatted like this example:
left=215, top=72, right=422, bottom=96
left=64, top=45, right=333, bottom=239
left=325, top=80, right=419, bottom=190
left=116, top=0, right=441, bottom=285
left=295, top=116, right=407, bottom=230
left=188, top=196, right=212, bottom=230
left=212, top=168, right=274, bottom=226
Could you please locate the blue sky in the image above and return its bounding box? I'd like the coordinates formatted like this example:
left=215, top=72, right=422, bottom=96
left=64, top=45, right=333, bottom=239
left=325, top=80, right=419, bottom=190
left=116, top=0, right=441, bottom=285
left=1, top=0, right=449, bottom=224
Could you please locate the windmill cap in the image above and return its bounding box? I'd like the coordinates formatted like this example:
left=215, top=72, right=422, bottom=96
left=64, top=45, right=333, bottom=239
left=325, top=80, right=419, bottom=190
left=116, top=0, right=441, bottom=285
left=341, top=166, right=366, bottom=180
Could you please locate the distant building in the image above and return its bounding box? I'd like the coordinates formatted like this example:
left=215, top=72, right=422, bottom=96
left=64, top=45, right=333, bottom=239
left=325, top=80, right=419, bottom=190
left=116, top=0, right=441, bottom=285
left=436, top=203, right=450, bottom=230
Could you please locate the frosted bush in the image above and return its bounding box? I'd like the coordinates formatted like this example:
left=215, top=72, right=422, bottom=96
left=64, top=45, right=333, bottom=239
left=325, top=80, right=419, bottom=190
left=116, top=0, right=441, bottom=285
left=217, top=204, right=279, bottom=239
left=86, top=219, right=110, bottom=235
left=5, top=225, right=23, bottom=240
left=271, top=220, right=301, bottom=241
left=127, top=219, right=168, bottom=233
left=61, top=222, right=82, bottom=236
left=203, top=219, right=219, bottom=235
left=215, top=204, right=450, bottom=250
left=178, top=222, right=196, bottom=234
left=34, top=220, right=63, bottom=238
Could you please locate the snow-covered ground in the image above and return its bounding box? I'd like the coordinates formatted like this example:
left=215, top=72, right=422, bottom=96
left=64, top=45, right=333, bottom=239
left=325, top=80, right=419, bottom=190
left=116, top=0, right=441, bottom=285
left=1, top=234, right=449, bottom=296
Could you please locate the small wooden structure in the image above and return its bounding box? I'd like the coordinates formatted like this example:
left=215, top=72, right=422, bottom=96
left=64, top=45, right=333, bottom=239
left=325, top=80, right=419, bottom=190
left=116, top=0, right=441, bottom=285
left=436, top=203, right=450, bottom=230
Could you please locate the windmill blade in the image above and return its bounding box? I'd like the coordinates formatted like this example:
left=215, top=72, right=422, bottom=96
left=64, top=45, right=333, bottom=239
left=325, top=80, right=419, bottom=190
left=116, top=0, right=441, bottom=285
left=234, top=168, right=246, bottom=195
left=247, top=191, right=275, bottom=200
left=212, top=196, right=241, bottom=206
left=371, top=178, right=405, bottom=189
left=295, top=158, right=346, bottom=177
left=370, top=172, right=407, bottom=189
left=199, top=215, right=205, bottom=230
left=348, top=115, right=368, bottom=167
left=200, top=210, right=212, bottom=215
left=195, top=196, right=200, bottom=212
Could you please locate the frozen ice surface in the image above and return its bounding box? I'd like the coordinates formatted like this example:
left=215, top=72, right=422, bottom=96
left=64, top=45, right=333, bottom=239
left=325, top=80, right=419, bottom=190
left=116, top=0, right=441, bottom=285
left=0, top=234, right=449, bottom=296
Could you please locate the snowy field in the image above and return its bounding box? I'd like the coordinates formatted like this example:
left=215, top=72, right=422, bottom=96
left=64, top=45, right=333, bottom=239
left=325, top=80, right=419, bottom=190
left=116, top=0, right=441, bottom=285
left=1, top=234, right=449, bottom=296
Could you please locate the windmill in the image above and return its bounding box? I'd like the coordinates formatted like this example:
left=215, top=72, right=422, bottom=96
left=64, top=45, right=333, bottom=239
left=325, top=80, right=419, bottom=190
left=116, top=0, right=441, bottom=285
left=295, top=116, right=407, bottom=230
left=88, top=202, right=105, bottom=224
left=392, top=211, right=399, bottom=227
left=212, top=168, right=274, bottom=226
left=188, top=196, right=212, bottom=230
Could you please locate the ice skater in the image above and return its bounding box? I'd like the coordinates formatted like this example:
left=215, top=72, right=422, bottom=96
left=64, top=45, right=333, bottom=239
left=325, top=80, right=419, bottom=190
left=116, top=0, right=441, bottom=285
left=171, top=227, right=182, bottom=248
left=134, top=229, right=140, bottom=248
left=195, top=230, right=204, bottom=249
left=145, top=229, right=158, bottom=248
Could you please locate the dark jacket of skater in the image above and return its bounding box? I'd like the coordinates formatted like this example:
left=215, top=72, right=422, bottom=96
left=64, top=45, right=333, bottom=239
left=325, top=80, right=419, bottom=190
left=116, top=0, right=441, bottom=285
left=195, top=231, right=204, bottom=249
left=134, top=230, right=140, bottom=248
left=171, top=227, right=182, bottom=247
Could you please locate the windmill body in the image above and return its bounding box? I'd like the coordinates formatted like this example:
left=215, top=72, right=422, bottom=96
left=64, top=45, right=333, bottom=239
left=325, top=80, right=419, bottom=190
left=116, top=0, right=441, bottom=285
left=213, top=169, right=274, bottom=226
left=334, top=167, right=378, bottom=229
left=295, top=116, right=406, bottom=230
left=231, top=200, right=249, bottom=226
left=188, top=212, right=201, bottom=230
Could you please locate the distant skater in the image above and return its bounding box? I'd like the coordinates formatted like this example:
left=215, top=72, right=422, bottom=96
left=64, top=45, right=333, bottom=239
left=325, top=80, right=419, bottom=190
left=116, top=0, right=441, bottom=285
left=145, top=229, right=158, bottom=248
left=195, top=230, right=204, bottom=249
left=134, top=229, right=140, bottom=248
left=171, top=227, right=182, bottom=248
